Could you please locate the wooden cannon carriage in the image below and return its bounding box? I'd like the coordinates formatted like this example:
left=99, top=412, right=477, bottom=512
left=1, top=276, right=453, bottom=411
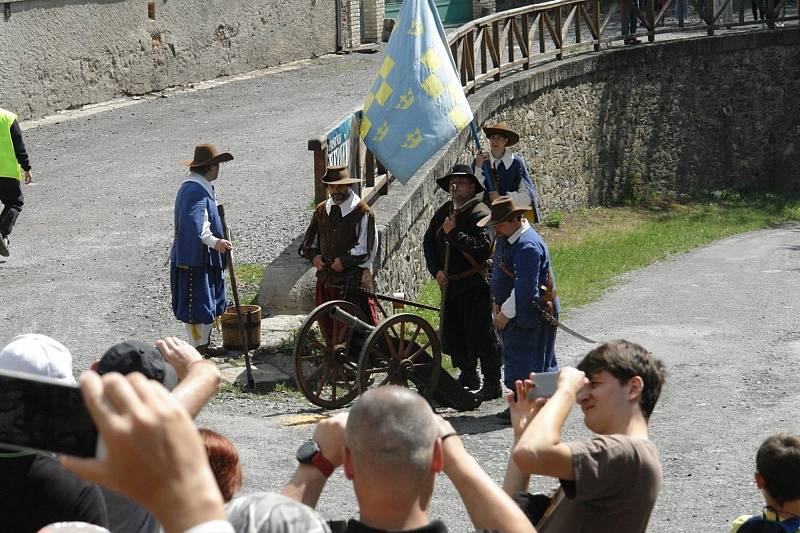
left=292, top=300, right=480, bottom=411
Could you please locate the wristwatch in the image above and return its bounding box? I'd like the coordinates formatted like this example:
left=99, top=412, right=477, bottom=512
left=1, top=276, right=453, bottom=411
left=296, top=440, right=335, bottom=478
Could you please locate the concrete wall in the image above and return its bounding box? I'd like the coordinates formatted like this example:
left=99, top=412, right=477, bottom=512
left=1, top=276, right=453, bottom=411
left=1, top=0, right=336, bottom=120
left=261, top=28, right=800, bottom=314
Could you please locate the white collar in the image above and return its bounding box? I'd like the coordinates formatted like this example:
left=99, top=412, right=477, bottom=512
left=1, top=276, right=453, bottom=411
left=490, top=149, right=515, bottom=170
left=183, top=172, right=215, bottom=198
left=507, top=218, right=530, bottom=244
left=325, top=190, right=361, bottom=217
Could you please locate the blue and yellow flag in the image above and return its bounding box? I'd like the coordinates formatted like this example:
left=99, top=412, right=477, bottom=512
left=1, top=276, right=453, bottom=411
left=359, top=0, right=473, bottom=183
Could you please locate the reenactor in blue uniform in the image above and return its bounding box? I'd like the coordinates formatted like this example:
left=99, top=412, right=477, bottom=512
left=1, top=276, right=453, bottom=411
left=170, top=144, right=233, bottom=355
left=472, top=122, right=541, bottom=223
left=478, top=196, right=558, bottom=420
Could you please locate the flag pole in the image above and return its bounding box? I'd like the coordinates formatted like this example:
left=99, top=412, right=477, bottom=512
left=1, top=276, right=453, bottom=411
left=425, top=0, right=494, bottom=194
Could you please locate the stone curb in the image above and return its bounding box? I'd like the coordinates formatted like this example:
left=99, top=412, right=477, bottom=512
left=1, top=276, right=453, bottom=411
left=209, top=314, right=306, bottom=390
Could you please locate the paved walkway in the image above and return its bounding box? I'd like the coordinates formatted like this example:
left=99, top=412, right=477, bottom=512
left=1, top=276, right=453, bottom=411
left=197, top=224, right=800, bottom=532
left=0, top=51, right=384, bottom=366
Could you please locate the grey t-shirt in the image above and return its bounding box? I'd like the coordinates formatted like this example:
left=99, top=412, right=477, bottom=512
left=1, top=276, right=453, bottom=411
left=537, top=435, right=662, bottom=533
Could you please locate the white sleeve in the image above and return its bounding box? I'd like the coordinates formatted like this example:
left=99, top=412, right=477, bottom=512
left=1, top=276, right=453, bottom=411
left=183, top=519, right=235, bottom=533
left=500, top=289, right=516, bottom=318
left=348, top=213, right=370, bottom=257
left=200, top=208, right=220, bottom=248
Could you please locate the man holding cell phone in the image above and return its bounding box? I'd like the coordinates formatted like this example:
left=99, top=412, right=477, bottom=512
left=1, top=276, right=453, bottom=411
left=503, top=340, right=666, bottom=533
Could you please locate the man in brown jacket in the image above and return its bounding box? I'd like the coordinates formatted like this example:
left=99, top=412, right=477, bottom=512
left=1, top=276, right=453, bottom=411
left=300, top=166, right=379, bottom=325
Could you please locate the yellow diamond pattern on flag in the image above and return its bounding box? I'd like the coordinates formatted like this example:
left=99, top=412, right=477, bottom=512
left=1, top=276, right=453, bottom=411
left=358, top=0, right=474, bottom=183
left=363, top=92, right=375, bottom=113
left=421, top=74, right=445, bottom=99
left=448, top=105, right=470, bottom=130
left=421, top=48, right=442, bottom=71
left=360, top=115, right=373, bottom=138
left=379, top=56, right=396, bottom=78
left=375, top=81, right=394, bottom=106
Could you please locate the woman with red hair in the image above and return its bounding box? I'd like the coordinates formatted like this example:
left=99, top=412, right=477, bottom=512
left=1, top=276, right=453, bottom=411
left=199, top=428, right=243, bottom=502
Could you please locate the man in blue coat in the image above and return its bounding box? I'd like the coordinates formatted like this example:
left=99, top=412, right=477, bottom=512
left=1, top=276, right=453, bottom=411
left=478, top=196, right=558, bottom=421
left=170, top=144, right=233, bottom=355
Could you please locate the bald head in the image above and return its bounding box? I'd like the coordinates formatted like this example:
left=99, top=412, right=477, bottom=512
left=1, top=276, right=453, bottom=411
left=346, top=386, right=438, bottom=481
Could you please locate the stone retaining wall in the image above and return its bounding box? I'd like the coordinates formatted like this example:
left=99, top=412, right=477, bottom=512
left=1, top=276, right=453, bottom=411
left=375, top=28, right=800, bottom=302
left=261, top=28, right=800, bottom=314
left=1, top=0, right=336, bottom=120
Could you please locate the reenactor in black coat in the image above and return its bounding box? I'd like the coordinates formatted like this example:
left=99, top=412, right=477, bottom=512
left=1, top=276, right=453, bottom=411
left=423, top=164, right=502, bottom=400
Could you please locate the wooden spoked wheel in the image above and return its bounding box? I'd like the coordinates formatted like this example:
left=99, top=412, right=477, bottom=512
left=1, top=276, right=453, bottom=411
left=293, top=300, right=366, bottom=409
left=356, top=313, right=442, bottom=402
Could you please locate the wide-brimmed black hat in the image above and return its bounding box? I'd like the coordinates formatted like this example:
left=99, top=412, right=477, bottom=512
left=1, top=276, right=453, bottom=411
left=435, top=164, right=485, bottom=193
left=482, top=122, right=520, bottom=146
left=181, top=144, right=234, bottom=167
left=477, top=196, right=531, bottom=227
left=321, top=166, right=362, bottom=185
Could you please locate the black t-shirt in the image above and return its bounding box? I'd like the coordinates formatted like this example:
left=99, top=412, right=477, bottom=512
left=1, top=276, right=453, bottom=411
left=0, top=453, right=109, bottom=532
left=342, top=519, right=449, bottom=533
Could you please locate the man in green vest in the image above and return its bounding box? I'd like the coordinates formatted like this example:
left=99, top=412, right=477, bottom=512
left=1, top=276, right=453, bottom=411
left=0, top=108, right=33, bottom=257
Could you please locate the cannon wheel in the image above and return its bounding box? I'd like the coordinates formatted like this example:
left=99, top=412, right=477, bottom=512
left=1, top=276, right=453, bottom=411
left=357, top=313, right=442, bottom=402
left=293, top=300, right=366, bottom=409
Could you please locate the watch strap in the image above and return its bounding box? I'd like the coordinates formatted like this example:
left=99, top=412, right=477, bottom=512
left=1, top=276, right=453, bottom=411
left=311, top=450, right=335, bottom=478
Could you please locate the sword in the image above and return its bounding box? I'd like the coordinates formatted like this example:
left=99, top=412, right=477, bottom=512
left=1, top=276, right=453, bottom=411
left=535, top=302, right=597, bottom=344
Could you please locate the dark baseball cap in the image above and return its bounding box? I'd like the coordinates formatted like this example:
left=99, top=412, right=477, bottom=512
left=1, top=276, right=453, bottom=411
left=97, top=340, right=178, bottom=391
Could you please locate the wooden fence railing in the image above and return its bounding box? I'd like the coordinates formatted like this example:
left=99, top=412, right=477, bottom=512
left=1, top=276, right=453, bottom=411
left=309, top=0, right=798, bottom=204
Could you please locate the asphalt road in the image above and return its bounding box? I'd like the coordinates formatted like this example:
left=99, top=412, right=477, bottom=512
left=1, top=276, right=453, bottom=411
left=2, top=44, right=799, bottom=532
left=194, top=224, right=800, bottom=532
left=0, top=51, right=384, bottom=361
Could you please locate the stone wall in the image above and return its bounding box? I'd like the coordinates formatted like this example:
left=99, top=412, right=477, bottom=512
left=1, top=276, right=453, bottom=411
left=260, top=28, right=800, bottom=313
left=471, top=30, right=800, bottom=213
left=1, top=0, right=336, bottom=120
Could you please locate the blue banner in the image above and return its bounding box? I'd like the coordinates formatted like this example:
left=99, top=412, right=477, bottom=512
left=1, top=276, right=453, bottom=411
left=359, top=0, right=473, bottom=183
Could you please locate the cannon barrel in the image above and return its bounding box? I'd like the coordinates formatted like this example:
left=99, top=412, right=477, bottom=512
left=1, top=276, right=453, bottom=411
left=329, top=305, right=374, bottom=336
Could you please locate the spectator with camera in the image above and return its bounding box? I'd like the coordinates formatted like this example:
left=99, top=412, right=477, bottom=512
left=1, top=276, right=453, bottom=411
left=730, top=433, right=800, bottom=532
left=0, top=334, right=109, bottom=532
left=62, top=371, right=233, bottom=533
left=92, top=336, right=222, bottom=533
left=504, top=340, right=666, bottom=532
left=282, top=385, right=537, bottom=533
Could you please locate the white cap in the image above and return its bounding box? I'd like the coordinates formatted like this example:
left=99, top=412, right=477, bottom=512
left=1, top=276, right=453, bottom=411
left=0, top=334, right=76, bottom=384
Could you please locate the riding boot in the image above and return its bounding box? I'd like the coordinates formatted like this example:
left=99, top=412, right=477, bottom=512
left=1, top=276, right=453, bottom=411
left=475, top=380, right=503, bottom=401
left=456, top=368, right=481, bottom=391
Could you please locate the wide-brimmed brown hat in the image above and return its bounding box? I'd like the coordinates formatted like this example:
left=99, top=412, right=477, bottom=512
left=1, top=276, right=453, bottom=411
left=482, top=122, right=520, bottom=146
left=435, top=164, right=485, bottom=193
left=477, top=196, right=531, bottom=227
left=181, top=144, right=234, bottom=167
left=321, top=166, right=362, bottom=185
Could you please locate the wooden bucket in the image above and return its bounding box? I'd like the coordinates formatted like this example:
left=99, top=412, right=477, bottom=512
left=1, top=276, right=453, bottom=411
left=221, top=305, right=262, bottom=350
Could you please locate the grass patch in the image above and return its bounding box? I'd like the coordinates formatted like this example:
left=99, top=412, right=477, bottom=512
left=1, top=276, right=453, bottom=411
left=545, top=195, right=800, bottom=312
left=225, top=263, right=264, bottom=305
left=411, top=194, right=800, bottom=319
left=543, top=210, right=566, bottom=228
